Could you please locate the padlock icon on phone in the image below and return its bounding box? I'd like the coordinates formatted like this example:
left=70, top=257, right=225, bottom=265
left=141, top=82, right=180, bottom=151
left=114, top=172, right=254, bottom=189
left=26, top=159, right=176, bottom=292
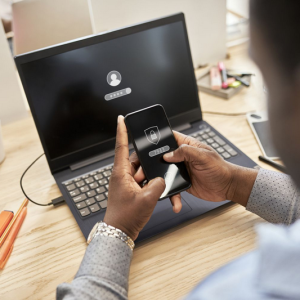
left=150, top=130, right=157, bottom=140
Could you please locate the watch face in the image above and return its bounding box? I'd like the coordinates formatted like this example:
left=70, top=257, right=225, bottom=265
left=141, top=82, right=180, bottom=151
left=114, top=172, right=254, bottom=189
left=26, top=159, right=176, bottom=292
left=87, top=222, right=99, bottom=244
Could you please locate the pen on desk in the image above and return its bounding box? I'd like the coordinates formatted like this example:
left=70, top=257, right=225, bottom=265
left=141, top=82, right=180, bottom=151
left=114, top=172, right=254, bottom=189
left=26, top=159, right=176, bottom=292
left=0, top=198, right=28, bottom=247
left=0, top=207, right=27, bottom=267
left=258, top=155, right=287, bottom=173
left=218, top=62, right=228, bottom=89
left=0, top=211, right=14, bottom=237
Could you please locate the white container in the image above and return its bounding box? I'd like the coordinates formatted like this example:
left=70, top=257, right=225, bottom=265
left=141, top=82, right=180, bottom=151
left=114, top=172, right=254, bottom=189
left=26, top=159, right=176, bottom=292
left=0, top=120, right=5, bottom=164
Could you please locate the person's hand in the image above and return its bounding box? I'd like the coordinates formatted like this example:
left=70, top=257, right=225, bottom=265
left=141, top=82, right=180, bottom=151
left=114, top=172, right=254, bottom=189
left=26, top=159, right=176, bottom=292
left=103, top=116, right=166, bottom=241
left=162, top=131, right=258, bottom=206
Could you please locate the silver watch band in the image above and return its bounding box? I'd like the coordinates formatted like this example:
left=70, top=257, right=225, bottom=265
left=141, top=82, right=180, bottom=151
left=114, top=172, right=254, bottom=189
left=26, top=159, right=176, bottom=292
left=87, top=221, right=135, bottom=250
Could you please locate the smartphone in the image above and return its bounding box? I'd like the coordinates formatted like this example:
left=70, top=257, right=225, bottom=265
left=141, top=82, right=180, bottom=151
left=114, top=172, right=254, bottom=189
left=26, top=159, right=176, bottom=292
left=246, top=111, right=279, bottom=159
left=124, top=104, right=191, bottom=199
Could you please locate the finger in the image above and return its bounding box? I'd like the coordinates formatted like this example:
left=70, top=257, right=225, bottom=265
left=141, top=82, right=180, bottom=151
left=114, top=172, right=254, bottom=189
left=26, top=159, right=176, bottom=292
left=142, top=177, right=166, bottom=204
left=134, top=166, right=146, bottom=183
left=129, top=151, right=140, bottom=175
left=114, top=116, right=130, bottom=171
left=173, top=131, right=210, bottom=149
left=163, top=144, right=201, bottom=163
left=170, top=194, right=182, bottom=213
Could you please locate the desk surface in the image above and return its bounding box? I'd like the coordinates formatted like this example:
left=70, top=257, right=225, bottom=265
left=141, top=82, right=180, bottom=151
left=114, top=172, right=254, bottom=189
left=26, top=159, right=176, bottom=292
left=0, top=44, right=274, bottom=300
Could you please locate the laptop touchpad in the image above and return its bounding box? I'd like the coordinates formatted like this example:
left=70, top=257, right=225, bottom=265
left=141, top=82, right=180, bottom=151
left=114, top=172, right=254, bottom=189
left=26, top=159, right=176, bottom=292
left=142, top=198, right=192, bottom=231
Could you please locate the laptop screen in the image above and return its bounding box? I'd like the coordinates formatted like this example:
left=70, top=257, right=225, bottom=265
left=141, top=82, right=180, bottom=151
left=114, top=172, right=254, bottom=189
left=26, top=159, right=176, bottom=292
left=19, top=19, right=200, bottom=162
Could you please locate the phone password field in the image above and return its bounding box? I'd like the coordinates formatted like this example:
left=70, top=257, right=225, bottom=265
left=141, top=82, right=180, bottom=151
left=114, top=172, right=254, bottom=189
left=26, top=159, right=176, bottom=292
left=149, top=145, right=170, bottom=157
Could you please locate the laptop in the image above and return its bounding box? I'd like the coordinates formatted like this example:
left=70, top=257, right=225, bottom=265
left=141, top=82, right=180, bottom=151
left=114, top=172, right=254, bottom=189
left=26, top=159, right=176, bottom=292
left=15, top=13, right=257, bottom=242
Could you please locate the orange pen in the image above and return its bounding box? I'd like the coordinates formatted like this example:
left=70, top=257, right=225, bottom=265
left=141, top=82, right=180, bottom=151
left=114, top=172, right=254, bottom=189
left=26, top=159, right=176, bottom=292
left=0, top=211, right=14, bottom=237
left=0, top=198, right=28, bottom=247
left=0, top=245, right=13, bottom=269
left=0, top=207, right=27, bottom=265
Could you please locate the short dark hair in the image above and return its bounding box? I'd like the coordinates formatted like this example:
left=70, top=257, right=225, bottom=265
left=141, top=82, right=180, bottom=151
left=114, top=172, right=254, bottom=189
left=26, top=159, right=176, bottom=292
left=250, top=0, right=300, bottom=76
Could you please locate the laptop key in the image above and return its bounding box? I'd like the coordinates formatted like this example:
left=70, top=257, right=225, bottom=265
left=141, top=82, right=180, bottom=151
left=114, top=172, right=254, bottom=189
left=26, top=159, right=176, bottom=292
left=204, top=128, right=211, bottom=133
left=105, top=192, right=108, bottom=198
left=201, top=134, right=209, bottom=139
left=100, top=200, right=108, bottom=209
left=211, top=142, right=219, bottom=148
left=99, top=179, right=108, bottom=186
left=85, top=197, right=96, bottom=206
left=208, top=131, right=216, bottom=137
left=76, top=201, right=87, bottom=209
left=87, top=190, right=96, bottom=198
left=80, top=186, right=89, bottom=193
left=79, top=208, right=90, bottom=217
left=201, top=141, right=208, bottom=145
left=76, top=180, right=85, bottom=188
left=222, top=152, right=231, bottom=159
left=224, top=145, right=238, bottom=156
left=73, top=194, right=87, bottom=203
left=103, top=171, right=111, bottom=177
left=70, top=189, right=80, bottom=197
left=217, top=147, right=225, bottom=153
left=207, top=138, right=214, bottom=144
left=96, top=187, right=106, bottom=194
left=96, top=194, right=106, bottom=202
left=90, top=172, right=97, bottom=176
left=214, top=136, right=226, bottom=146
left=89, top=182, right=99, bottom=189
left=64, top=180, right=73, bottom=186
left=195, top=136, right=203, bottom=141
left=66, top=183, right=76, bottom=191
left=74, top=177, right=81, bottom=182
left=89, top=203, right=100, bottom=213
left=94, top=174, right=103, bottom=180
left=85, top=177, right=94, bottom=184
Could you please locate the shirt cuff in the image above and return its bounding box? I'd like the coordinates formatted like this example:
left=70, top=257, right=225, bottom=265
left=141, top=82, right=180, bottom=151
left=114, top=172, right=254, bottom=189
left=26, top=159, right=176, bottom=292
left=246, top=168, right=299, bottom=224
left=76, top=235, right=133, bottom=291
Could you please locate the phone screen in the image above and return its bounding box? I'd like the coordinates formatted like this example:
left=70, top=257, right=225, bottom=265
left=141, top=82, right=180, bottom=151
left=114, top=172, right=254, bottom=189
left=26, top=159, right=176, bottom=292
left=125, top=105, right=191, bottom=199
left=252, top=121, right=278, bottom=158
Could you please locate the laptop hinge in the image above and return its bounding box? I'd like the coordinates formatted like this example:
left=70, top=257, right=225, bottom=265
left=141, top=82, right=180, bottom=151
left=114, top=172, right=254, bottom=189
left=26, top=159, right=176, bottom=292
left=70, top=144, right=134, bottom=171
left=173, top=122, right=192, bottom=132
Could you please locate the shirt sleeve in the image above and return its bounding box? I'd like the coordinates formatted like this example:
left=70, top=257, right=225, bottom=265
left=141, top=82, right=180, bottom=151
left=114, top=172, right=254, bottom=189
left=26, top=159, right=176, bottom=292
left=246, top=168, right=300, bottom=224
left=56, top=235, right=133, bottom=300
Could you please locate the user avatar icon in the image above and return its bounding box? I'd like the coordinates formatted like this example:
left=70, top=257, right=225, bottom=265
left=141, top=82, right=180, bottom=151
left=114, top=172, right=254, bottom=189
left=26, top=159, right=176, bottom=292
left=107, top=71, right=122, bottom=86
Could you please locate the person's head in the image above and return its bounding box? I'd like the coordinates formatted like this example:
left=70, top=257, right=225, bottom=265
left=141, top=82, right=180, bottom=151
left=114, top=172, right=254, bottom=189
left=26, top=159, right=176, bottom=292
left=250, top=0, right=300, bottom=185
left=111, top=74, right=117, bottom=81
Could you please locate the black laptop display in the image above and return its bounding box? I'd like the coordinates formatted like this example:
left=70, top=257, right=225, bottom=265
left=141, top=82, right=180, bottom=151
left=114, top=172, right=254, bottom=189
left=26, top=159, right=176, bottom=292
left=15, top=13, right=256, bottom=240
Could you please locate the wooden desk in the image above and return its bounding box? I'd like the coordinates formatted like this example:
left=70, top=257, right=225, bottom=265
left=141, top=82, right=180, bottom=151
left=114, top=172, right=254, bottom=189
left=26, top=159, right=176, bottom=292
left=0, top=44, right=274, bottom=300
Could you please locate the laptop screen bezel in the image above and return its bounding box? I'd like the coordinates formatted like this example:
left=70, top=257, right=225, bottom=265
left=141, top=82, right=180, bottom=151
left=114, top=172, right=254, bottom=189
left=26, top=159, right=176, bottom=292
left=15, top=13, right=202, bottom=174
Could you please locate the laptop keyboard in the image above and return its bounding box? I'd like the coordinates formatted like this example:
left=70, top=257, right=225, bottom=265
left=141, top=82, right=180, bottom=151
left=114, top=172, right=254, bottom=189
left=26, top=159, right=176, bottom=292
left=63, top=126, right=238, bottom=218
left=63, top=165, right=112, bottom=218
left=190, top=127, right=238, bottom=159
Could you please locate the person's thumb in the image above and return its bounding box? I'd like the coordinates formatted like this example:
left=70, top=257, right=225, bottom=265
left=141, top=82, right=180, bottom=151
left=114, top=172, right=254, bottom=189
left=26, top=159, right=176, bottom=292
left=163, top=144, right=198, bottom=163
left=142, top=177, right=166, bottom=204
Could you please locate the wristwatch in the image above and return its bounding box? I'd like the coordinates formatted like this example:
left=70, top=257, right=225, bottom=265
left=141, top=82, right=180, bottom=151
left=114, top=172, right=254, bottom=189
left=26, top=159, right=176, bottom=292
left=87, top=221, right=135, bottom=250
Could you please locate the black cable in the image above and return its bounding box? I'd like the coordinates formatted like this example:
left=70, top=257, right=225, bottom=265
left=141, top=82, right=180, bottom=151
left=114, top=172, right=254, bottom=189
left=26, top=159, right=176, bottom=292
left=20, top=153, right=52, bottom=206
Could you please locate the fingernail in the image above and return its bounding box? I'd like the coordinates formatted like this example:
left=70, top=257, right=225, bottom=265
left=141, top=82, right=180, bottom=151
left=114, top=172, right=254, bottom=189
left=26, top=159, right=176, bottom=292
left=117, top=115, right=124, bottom=123
left=164, top=152, right=174, bottom=158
